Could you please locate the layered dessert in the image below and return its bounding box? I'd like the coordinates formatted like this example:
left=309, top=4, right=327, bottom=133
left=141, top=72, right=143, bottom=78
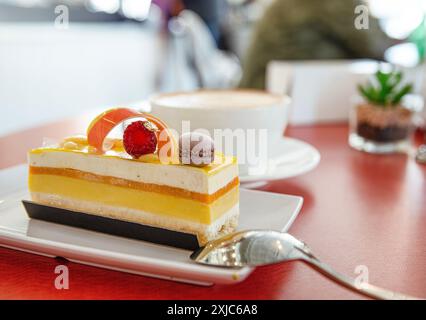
left=26, top=108, right=239, bottom=248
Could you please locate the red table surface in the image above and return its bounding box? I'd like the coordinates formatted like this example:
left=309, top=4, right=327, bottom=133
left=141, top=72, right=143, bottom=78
left=0, top=118, right=425, bottom=300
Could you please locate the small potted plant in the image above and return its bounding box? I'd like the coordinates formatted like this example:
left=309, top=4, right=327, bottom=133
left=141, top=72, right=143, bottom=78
left=349, top=69, right=415, bottom=153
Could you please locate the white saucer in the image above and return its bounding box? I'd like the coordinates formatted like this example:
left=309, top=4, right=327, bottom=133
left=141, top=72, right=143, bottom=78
left=239, top=137, right=320, bottom=186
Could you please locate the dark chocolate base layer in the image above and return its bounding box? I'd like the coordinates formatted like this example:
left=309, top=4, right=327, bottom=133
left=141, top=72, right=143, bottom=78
left=356, top=122, right=410, bottom=142
left=22, top=200, right=200, bottom=250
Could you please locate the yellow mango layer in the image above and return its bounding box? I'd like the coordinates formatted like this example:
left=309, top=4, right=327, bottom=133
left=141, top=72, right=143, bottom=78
left=29, top=174, right=239, bottom=224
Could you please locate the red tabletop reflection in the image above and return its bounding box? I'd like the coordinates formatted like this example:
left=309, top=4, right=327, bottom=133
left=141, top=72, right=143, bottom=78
left=0, top=118, right=425, bottom=299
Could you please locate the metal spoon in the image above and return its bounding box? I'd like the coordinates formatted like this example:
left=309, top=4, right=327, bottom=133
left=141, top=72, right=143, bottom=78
left=191, top=230, right=421, bottom=300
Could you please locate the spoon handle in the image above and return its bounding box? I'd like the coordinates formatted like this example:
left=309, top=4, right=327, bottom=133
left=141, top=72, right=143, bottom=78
left=300, top=253, right=420, bottom=300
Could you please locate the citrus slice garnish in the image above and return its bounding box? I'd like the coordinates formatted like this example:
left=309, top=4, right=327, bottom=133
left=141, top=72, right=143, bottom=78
left=87, top=107, right=176, bottom=159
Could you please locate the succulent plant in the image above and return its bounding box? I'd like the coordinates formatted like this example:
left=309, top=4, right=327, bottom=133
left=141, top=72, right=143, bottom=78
left=358, top=70, right=413, bottom=107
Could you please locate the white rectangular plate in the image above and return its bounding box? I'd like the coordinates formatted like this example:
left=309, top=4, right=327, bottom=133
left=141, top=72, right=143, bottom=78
left=0, top=165, right=302, bottom=285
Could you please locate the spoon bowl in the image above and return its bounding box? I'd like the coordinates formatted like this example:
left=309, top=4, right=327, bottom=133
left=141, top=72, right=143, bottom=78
left=191, top=230, right=309, bottom=267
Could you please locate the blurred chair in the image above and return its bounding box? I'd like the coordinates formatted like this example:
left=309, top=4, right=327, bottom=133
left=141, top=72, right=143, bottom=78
left=266, top=60, right=425, bottom=124
left=239, top=0, right=397, bottom=90
left=161, top=9, right=241, bottom=91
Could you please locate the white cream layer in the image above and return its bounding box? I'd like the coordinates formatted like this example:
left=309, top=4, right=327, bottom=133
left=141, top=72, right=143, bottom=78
left=29, top=150, right=238, bottom=194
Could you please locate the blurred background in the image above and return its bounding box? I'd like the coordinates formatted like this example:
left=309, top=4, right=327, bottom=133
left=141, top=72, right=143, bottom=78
left=1, top=0, right=426, bottom=135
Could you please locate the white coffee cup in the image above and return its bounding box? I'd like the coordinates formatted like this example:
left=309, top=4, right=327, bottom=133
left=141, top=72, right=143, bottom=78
left=150, top=90, right=290, bottom=175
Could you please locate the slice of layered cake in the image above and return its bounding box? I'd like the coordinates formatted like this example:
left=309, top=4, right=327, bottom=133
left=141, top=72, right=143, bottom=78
left=25, top=108, right=239, bottom=249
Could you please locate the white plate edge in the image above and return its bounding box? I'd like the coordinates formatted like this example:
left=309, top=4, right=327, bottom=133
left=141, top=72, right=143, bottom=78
left=0, top=190, right=303, bottom=285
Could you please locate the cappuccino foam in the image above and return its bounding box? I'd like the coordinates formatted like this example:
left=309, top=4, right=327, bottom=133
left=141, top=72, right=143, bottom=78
left=152, top=90, right=283, bottom=109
